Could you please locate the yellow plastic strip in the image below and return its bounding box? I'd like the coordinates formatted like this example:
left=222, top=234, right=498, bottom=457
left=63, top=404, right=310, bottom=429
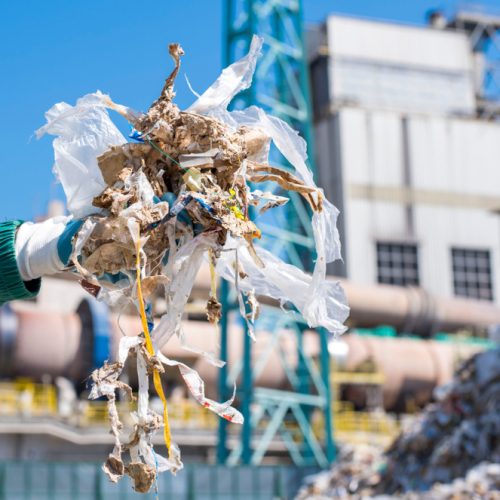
left=135, top=239, right=172, bottom=456
left=208, top=249, right=217, bottom=298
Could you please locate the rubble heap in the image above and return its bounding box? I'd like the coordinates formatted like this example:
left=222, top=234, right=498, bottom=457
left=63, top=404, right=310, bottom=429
left=297, top=444, right=384, bottom=499
left=298, top=348, right=500, bottom=499
left=36, top=36, right=349, bottom=493
left=378, top=347, right=500, bottom=493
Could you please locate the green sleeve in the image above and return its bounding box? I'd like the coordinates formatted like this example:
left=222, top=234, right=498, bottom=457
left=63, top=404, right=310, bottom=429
left=0, top=221, right=41, bottom=305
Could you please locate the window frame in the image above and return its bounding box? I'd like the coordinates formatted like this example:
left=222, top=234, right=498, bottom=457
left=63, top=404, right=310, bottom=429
left=375, top=241, right=420, bottom=287
left=451, top=247, right=494, bottom=301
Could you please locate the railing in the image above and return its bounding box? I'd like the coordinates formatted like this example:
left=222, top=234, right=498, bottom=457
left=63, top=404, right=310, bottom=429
left=334, top=411, right=400, bottom=445
left=79, top=399, right=218, bottom=429
left=329, top=371, right=399, bottom=445
left=0, top=379, right=57, bottom=417
left=331, top=371, right=385, bottom=385
left=0, top=378, right=400, bottom=446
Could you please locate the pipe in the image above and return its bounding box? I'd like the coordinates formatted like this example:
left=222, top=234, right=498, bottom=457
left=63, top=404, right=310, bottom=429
left=4, top=309, right=81, bottom=379
left=340, top=333, right=484, bottom=410
left=193, top=263, right=500, bottom=334
left=338, top=279, right=500, bottom=335
left=0, top=304, right=490, bottom=410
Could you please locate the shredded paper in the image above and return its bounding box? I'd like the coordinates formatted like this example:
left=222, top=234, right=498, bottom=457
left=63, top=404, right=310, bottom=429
left=37, top=36, right=349, bottom=492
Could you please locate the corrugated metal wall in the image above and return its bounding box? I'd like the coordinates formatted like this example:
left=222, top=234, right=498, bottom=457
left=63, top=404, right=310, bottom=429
left=0, top=462, right=314, bottom=499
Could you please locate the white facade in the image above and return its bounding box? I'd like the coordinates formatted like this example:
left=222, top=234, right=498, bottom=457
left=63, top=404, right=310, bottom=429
left=324, top=16, right=476, bottom=115
left=312, top=15, right=500, bottom=305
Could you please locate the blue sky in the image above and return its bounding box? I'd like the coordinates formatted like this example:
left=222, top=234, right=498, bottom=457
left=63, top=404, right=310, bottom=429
left=1, top=0, right=498, bottom=221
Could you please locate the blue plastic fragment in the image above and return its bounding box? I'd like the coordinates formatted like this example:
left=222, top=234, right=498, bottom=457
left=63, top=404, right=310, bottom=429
left=129, top=127, right=144, bottom=143
left=191, top=194, right=215, bottom=214
left=147, top=191, right=221, bottom=233
left=145, top=302, right=155, bottom=333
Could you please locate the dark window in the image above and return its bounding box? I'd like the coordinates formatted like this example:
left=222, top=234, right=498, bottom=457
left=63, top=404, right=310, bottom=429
left=452, top=248, right=493, bottom=301
left=376, top=242, right=419, bottom=286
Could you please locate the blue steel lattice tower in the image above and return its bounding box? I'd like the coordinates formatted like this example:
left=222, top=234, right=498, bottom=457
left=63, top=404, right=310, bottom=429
left=217, top=0, right=335, bottom=466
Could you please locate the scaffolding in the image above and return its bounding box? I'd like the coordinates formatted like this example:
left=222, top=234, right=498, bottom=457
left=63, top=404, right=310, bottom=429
left=448, top=6, right=500, bottom=118
left=217, top=0, right=335, bottom=467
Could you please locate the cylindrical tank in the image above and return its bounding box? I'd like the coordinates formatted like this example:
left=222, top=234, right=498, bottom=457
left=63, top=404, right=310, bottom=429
left=110, top=314, right=318, bottom=398
left=0, top=302, right=318, bottom=397
left=338, top=333, right=483, bottom=410
left=190, top=263, right=500, bottom=334
left=0, top=303, right=488, bottom=410
left=338, top=280, right=500, bottom=334
left=5, top=309, right=81, bottom=379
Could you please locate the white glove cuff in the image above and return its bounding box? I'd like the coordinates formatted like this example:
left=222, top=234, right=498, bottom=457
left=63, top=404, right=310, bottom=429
left=15, top=217, right=70, bottom=281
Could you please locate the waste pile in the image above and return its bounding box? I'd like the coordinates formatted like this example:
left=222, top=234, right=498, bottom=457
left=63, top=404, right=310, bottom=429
left=418, top=463, right=500, bottom=500
left=297, top=444, right=383, bottom=499
left=297, top=348, right=500, bottom=499
left=36, top=36, right=348, bottom=493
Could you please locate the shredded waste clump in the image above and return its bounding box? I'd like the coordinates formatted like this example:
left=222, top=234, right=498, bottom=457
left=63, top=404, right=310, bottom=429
left=37, top=36, right=349, bottom=492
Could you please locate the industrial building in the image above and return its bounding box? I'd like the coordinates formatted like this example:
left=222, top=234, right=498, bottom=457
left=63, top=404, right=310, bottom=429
left=311, top=13, right=500, bottom=309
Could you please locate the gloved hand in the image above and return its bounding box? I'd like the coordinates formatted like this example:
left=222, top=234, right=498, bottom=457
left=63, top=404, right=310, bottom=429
left=15, top=217, right=82, bottom=281
left=14, top=192, right=201, bottom=283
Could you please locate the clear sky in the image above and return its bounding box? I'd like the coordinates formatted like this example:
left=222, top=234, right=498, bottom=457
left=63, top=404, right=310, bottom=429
left=1, top=0, right=498, bottom=221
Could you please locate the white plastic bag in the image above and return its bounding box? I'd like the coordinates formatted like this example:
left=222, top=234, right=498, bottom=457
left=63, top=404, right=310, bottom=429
left=190, top=35, right=349, bottom=334
left=36, top=91, right=127, bottom=218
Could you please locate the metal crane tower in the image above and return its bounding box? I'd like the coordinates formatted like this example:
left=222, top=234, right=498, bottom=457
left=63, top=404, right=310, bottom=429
left=429, top=3, right=500, bottom=120
left=217, top=0, right=335, bottom=466
left=442, top=5, right=500, bottom=118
